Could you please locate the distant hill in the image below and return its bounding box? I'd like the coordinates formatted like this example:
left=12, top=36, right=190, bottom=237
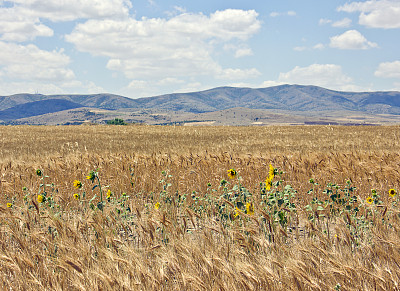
left=1, top=85, right=400, bottom=125
left=0, top=99, right=83, bottom=121
left=132, top=85, right=400, bottom=114
left=0, top=93, right=138, bottom=111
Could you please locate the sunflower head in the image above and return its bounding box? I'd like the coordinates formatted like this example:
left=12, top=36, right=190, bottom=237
left=73, top=193, right=80, bottom=200
left=389, top=189, right=397, bottom=198
left=227, top=169, right=237, bottom=179
left=6, top=203, right=12, bottom=208
left=73, top=180, right=82, bottom=189
left=269, top=164, right=275, bottom=179
left=233, top=207, right=241, bottom=219
left=106, top=189, right=112, bottom=199
left=37, top=194, right=44, bottom=203
left=86, top=170, right=96, bottom=182
left=265, top=177, right=272, bottom=191
left=246, top=202, right=254, bottom=215
left=154, top=202, right=160, bottom=210
left=36, top=169, right=42, bottom=177
left=366, top=196, right=373, bottom=204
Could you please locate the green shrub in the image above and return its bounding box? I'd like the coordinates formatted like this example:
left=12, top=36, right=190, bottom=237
left=106, top=118, right=127, bottom=125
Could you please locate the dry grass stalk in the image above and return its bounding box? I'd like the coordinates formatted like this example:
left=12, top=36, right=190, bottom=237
left=0, top=125, right=400, bottom=289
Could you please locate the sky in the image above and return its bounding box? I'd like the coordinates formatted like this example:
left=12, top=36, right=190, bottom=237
left=0, top=0, right=399, bottom=98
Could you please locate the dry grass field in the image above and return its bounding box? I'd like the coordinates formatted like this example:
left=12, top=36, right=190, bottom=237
left=1, top=124, right=400, bottom=290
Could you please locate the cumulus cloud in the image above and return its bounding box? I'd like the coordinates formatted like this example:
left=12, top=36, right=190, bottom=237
left=0, top=41, right=74, bottom=81
left=319, top=18, right=332, bottom=25
left=338, top=0, right=400, bottom=29
left=0, top=6, right=53, bottom=42
left=234, top=48, right=253, bottom=58
left=329, top=30, right=377, bottom=50
left=313, top=43, right=325, bottom=50
left=375, top=61, right=400, bottom=78
left=0, top=0, right=132, bottom=42
left=66, top=9, right=261, bottom=80
left=218, top=68, right=261, bottom=80
left=332, top=18, right=352, bottom=28
left=276, top=64, right=354, bottom=90
left=9, top=0, right=132, bottom=21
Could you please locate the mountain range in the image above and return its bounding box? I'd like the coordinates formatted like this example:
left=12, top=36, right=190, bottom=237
left=1, top=85, right=400, bottom=125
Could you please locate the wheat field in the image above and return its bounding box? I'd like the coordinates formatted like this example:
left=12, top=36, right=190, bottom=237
left=1, top=125, right=400, bottom=290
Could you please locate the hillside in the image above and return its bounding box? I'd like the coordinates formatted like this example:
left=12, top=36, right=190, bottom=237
left=0, top=93, right=138, bottom=111
left=0, top=99, right=83, bottom=121
left=1, top=85, right=400, bottom=125
left=132, top=85, right=400, bottom=114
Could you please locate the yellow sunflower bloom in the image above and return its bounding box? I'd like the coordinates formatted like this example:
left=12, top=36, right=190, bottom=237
left=154, top=202, right=160, bottom=210
left=37, top=194, right=44, bottom=203
left=86, top=170, right=96, bottom=181
left=73, top=193, right=80, bottom=200
left=246, top=202, right=254, bottom=215
left=269, top=164, right=275, bottom=179
left=265, top=177, right=272, bottom=191
left=233, top=207, right=241, bottom=218
left=227, top=169, right=236, bottom=179
left=389, top=189, right=397, bottom=198
left=366, top=196, right=373, bottom=204
left=73, top=180, right=82, bottom=189
left=6, top=203, right=12, bottom=208
left=106, top=189, right=112, bottom=199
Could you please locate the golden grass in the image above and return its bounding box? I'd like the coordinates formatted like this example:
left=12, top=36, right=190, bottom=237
left=1, top=125, right=400, bottom=290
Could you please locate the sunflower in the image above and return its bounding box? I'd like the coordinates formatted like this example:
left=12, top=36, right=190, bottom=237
left=154, top=202, right=160, bottom=210
left=227, top=169, right=236, bottom=179
left=106, top=189, right=112, bottom=199
left=389, top=189, right=397, bottom=198
left=366, top=196, right=373, bottom=204
left=265, top=177, right=272, bottom=191
left=86, top=170, right=96, bottom=182
left=233, top=207, right=241, bottom=218
left=6, top=203, right=12, bottom=208
left=73, top=180, right=82, bottom=189
left=73, top=193, right=80, bottom=200
left=269, top=164, right=275, bottom=179
left=37, top=194, right=44, bottom=203
left=246, top=202, right=254, bottom=215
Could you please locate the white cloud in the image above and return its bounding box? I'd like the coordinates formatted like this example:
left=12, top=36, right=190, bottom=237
left=276, top=64, right=354, bottom=90
left=218, top=68, right=261, bottom=80
left=329, top=30, right=377, bottom=50
left=66, top=9, right=261, bottom=81
left=0, top=0, right=132, bottom=42
left=332, top=18, right=352, bottom=28
left=157, top=78, right=185, bottom=86
left=260, top=80, right=285, bottom=88
left=0, top=41, right=74, bottom=82
left=338, top=0, right=400, bottom=29
left=313, top=43, right=325, bottom=50
left=270, top=11, right=296, bottom=17
left=234, top=48, right=253, bottom=58
left=375, top=61, right=400, bottom=78
left=319, top=18, right=332, bottom=25
left=0, top=6, right=53, bottom=42
left=9, top=0, right=132, bottom=21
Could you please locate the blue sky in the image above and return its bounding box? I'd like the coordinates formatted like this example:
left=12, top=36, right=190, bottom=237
left=0, top=0, right=399, bottom=98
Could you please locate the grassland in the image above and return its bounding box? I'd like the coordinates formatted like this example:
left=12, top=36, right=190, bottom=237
left=1, top=125, right=400, bottom=290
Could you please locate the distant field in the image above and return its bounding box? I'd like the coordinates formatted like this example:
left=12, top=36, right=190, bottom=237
left=1, top=125, right=400, bottom=289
